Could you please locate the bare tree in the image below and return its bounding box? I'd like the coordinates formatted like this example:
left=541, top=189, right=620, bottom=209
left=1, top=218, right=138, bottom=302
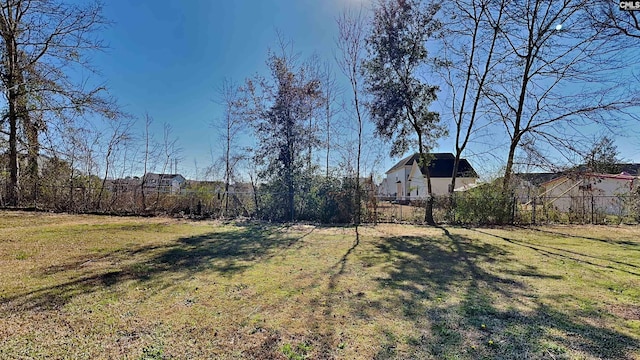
left=588, top=1, right=640, bottom=39
left=438, top=0, right=506, bottom=194
left=337, top=7, right=368, bottom=225
left=214, top=78, right=245, bottom=217
left=140, top=114, right=153, bottom=211
left=96, top=119, right=134, bottom=210
left=153, top=123, right=180, bottom=209
left=319, top=61, right=340, bottom=179
left=0, top=0, right=119, bottom=206
left=481, top=0, right=639, bottom=190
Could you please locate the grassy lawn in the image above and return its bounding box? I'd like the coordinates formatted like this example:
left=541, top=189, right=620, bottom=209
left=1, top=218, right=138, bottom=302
left=0, top=212, right=639, bottom=359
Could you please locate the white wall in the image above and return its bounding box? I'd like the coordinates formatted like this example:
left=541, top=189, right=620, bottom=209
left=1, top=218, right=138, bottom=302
left=543, top=176, right=635, bottom=213
left=383, top=167, right=411, bottom=198
left=408, top=176, right=477, bottom=198
left=383, top=160, right=479, bottom=200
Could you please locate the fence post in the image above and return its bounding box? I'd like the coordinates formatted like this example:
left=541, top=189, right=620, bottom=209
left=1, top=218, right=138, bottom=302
left=532, top=197, right=536, bottom=225
left=512, top=195, right=516, bottom=224
left=591, top=195, right=595, bottom=224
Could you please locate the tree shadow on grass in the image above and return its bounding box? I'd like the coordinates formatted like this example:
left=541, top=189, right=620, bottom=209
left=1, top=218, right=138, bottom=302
left=1, top=224, right=311, bottom=312
left=369, top=226, right=639, bottom=360
left=516, top=225, right=640, bottom=249
left=472, top=228, right=640, bottom=276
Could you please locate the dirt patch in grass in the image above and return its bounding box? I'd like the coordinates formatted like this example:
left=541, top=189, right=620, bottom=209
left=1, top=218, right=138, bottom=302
left=609, top=304, right=640, bottom=321
left=0, top=212, right=638, bottom=359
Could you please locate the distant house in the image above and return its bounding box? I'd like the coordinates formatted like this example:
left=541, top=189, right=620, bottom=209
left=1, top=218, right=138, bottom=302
left=143, top=173, right=186, bottom=194
left=105, top=176, right=142, bottom=193
left=574, top=163, right=640, bottom=176
left=539, top=172, right=638, bottom=214
left=514, top=163, right=640, bottom=200
left=512, top=172, right=559, bottom=200
left=380, top=153, right=478, bottom=200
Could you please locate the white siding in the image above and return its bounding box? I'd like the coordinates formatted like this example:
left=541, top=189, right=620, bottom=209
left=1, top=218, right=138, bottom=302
left=383, top=167, right=412, bottom=199
left=543, top=176, right=635, bottom=213
left=383, top=157, right=479, bottom=200
left=409, top=176, right=477, bottom=198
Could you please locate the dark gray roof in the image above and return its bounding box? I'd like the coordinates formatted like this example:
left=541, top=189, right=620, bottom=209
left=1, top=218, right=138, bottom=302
left=618, top=164, right=640, bottom=175
left=386, top=153, right=455, bottom=174
left=387, top=153, right=478, bottom=178
left=144, top=173, right=185, bottom=180
left=516, top=163, right=640, bottom=185
left=513, top=173, right=559, bottom=186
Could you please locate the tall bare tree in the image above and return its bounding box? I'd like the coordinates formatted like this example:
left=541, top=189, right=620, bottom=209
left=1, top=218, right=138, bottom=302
left=0, top=0, right=119, bottom=206
left=337, top=8, right=368, bottom=225
left=439, top=0, right=506, bottom=194
left=214, top=78, right=245, bottom=217
left=320, top=61, right=339, bottom=179
left=140, top=113, right=153, bottom=211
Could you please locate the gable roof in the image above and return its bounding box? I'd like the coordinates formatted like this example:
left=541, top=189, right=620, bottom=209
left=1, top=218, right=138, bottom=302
left=417, top=157, right=478, bottom=178
left=388, top=152, right=478, bottom=178
left=143, top=173, right=186, bottom=183
left=386, top=153, right=456, bottom=174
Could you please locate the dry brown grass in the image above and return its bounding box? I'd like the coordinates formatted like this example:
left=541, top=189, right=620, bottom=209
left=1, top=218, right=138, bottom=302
left=0, top=211, right=639, bottom=359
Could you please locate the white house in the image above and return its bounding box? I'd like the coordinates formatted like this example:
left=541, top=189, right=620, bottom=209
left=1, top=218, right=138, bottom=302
left=381, top=153, right=478, bottom=200
left=539, top=172, right=638, bottom=214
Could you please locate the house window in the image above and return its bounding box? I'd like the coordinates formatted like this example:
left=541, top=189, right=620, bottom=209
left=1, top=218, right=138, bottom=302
left=407, top=192, right=410, bottom=197
left=416, top=189, right=418, bottom=196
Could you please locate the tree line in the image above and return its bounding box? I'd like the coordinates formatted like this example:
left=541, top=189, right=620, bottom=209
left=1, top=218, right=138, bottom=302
left=1, top=0, right=638, bottom=223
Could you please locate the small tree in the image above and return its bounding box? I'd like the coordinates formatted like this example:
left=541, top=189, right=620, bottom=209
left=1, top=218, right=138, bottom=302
left=584, top=136, right=621, bottom=174
left=240, top=40, right=323, bottom=221
left=214, top=78, right=245, bottom=217
left=96, top=119, right=134, bottom=210
left=363, top=0, right=446, bottom=225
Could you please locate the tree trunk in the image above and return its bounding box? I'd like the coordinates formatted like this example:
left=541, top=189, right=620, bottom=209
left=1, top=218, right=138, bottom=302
left=26, top=120, right=39, bottom=204
left=8, top=102, right=18, bottom=206
left=502, top=138, right=519, bottom=191
left=224, top=117, right=231, bottom=217
left=450, top=155, right=460, bottom=195
left=417, top=138, right=436, bottom=225
left=424, top=168, right=435, bottom=225
left=5, top=26, right=19, bottom=206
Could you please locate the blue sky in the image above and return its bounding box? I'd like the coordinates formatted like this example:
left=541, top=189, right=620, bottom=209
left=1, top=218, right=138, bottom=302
left=91, top=0, right=640, bottom=180
left=95, top=0, right=382, bottom=179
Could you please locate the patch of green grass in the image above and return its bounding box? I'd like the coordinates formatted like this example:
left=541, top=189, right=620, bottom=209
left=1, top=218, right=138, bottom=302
left=281, top=342, right=311, bottom=360
left=0, top=213, right=638, bottom=359
left=14, top=250, right=30, bottom=260
left=139, top=344, right=164, bottom=360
